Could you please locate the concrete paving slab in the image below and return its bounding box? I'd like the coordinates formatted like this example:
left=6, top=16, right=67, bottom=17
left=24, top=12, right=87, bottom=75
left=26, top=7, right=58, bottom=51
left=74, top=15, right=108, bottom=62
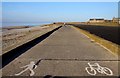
left=2, top=25, right=119, bottom=76
left=2, top=60, right=119, bottom=76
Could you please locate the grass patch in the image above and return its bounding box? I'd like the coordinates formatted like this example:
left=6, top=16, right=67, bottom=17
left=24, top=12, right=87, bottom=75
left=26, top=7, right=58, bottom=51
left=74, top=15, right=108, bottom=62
left=74, top=26, right=119, bottom=56
left=86, top=22, right=119, bottom=26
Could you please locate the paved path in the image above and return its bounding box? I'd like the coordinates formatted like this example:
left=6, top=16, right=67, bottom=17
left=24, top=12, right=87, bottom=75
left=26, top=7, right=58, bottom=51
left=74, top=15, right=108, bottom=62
left=2, top=25, right=119, bottom=76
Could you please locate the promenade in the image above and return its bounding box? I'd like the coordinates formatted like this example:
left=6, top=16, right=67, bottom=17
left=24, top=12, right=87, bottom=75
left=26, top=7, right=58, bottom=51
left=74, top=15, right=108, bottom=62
left=2, top=25, right=118, bottom=76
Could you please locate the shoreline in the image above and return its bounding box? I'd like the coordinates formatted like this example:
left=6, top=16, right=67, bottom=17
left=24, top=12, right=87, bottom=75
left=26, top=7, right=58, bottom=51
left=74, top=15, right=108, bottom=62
left=2, top=23, right=62, bottom=55
left=2, top=22, right=52, bottom=27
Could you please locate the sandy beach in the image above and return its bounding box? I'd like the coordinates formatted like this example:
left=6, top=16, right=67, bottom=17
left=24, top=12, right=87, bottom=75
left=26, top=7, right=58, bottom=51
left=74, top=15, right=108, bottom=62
left=2, top=24, right=62, bottom=55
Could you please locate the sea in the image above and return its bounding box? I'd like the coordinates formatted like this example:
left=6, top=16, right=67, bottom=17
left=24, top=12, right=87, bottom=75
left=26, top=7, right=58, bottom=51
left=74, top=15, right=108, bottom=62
left=1, top=22, right=52, bottom=27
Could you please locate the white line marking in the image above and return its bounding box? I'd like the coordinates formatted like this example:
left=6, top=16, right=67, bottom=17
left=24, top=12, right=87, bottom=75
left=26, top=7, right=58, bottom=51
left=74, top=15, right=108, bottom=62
left=85, top=62, right=113, bottom=76
left=15, top=61, right=37, bottom=76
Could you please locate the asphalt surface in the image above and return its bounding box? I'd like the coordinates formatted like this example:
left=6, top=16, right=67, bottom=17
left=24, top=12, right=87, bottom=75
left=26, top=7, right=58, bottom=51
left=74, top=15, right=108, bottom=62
left=2, top=25, right=119, bottom=77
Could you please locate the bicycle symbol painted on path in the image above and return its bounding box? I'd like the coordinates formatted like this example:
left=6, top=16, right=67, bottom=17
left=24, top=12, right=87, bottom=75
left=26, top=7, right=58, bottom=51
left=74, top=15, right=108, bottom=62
left=85, top=62, right=113, bottom=76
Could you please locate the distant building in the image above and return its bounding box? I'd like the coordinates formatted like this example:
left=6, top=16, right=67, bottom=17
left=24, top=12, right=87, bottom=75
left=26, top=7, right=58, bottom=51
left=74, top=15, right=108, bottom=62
left=112, top=17, right=120, bottom=23
left=88, top=19, right=105, bottom=23
left=104, top=20, right=112, bottom=22
left=88, top=17, right=120, bottom=24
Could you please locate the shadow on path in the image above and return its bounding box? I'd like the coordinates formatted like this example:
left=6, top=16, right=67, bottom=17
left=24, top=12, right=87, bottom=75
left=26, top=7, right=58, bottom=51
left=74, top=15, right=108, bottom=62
left=1, top=26, right=62, bottom=68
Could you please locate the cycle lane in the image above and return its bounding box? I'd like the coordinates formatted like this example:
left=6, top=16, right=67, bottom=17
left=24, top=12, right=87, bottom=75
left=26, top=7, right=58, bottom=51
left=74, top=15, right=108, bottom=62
left=2, top=25, right=119, bottom=76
